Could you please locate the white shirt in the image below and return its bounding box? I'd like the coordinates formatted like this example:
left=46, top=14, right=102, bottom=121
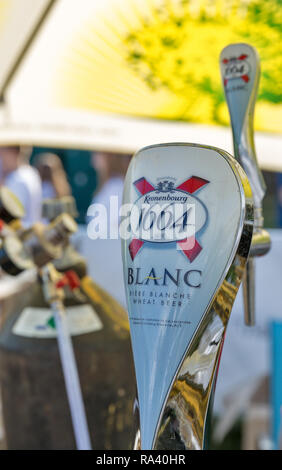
left=91, top=176, right=124, bottom=210
left=86, top=176, right=124, bottom=235
left=4, top=165, right=43, bottom=227
left=42, top=181, right=56, bottom=200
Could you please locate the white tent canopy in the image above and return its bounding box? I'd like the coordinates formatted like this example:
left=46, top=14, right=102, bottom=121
left=0, top=0, right=52, bottom=93
left=0, top=108, right=281, bottom=173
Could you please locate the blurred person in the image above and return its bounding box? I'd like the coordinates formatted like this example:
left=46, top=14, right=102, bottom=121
left=84, top=151, right=132, bottom=306
left=0, top=146, right=42, bottom=227
left=87, top=151, right=132, bottom=230
left=34, top=152, right=71, bottom=200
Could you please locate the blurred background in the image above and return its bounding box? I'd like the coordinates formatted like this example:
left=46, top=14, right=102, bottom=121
left=0, top=0, right=281, bottom=451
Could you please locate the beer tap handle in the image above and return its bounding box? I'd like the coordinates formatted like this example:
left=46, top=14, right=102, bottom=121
left=220, top=43, right=271, bottom=326
left=220, top=43, right=265, bottom=209
left=121, top=143, right=254, bottom=449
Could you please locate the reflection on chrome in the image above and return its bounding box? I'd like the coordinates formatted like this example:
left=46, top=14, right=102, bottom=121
left=132, top=220, right=253, bottom=450
left=154, top=253, right=251, bottom=450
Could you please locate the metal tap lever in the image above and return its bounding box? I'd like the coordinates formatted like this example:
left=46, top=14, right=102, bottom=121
left=220, top=43, right=271, bottom=326
left=41, top=264, right=92, bottom=450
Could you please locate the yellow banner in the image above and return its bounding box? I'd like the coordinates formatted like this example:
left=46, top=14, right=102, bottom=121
left=50, top=0, right=282, bottom=134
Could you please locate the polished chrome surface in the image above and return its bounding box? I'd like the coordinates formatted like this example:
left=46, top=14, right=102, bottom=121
left=242, top=257, right=255, bottom=326
left=122, top=143, right=253, bottom=450
left=220, top=43, right=271, bottom=326
left=249, top=228, right=271, bottom=258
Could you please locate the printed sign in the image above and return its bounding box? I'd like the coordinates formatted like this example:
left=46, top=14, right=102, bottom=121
left=12, top=304, right=103, bottom=338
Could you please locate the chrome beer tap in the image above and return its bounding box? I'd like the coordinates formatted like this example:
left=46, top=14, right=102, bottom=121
left=122, top=143, right=254, bottom=449
left=220, top=43, right=271, bottom=325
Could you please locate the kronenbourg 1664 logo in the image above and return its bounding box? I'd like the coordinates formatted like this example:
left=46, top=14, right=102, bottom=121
left=128, top=175, right=209, bottom=262
left=222, top=54, right=250, bottom=86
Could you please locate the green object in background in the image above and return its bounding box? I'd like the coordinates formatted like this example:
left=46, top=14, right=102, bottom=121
left=31, top=147, right=97, bottom=224
left=210, top=417, right=243, bottom=450
left=62, top=149, right=97, bottom=224
left=47, top=316, right=56, bottom=330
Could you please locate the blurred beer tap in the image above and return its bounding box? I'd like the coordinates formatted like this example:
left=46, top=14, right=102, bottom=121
left=220, top=43, right=271, bottom=326
left=0, top=190, right=91, bottom=449
left=0, top=192, right=135, bottom=450
left=0, top=212, right=77, bottom=277
left=0, top=184, right=77, bottom=277
left=0, top=186, right=25, bottom=238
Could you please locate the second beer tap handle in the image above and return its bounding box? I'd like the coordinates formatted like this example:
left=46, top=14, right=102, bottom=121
left=220, top=43, right=271, bottom=326
left=220, top=43, right=265, bottom=212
